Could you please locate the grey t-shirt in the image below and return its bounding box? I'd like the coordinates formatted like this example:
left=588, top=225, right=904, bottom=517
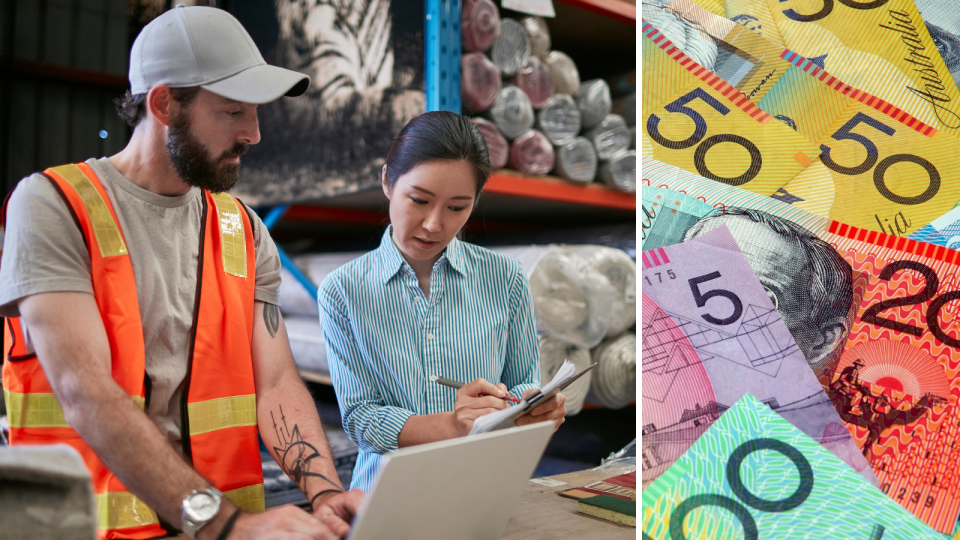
left=0, top=157, right=282, bottom=453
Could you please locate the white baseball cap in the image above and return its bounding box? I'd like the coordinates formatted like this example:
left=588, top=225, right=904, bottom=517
left=129, top=5, right=310, bottom=104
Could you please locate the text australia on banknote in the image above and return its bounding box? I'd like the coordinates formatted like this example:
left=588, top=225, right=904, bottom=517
left=642, top=158, right=960, bottom=534
left=641, top=226, right=876, bottom=489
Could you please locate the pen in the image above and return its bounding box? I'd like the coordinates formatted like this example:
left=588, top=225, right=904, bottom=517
left=429, top=374, right=521, bottom=403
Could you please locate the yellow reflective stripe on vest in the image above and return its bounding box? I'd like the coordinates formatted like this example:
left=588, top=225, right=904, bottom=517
left=95, top=491, right=159, bottom=530
left=225, top=483, right=265, bottom=513
left=4, top=389, right=144, bottom=428
left=187, top=395, right=257, bottom=436
left=49, top=164, right=128, bottom=258
left=209, top=192, right=247, bottom=278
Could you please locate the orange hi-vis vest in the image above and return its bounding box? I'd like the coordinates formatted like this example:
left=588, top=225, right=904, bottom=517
left=2, top=163, right=265, bottom=539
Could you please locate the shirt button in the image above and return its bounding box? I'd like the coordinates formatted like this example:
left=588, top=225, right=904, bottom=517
left=414, top=296, right=420, bottom=302
left=427, top=333, right=434, bottom=340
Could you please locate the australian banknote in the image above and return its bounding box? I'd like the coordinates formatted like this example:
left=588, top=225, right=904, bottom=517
left=641, top=23, right=820, bottom=196
left=643, top=157, right=960, bottom=533
left=916, top=0, right=960, bottom=92
left=717, top=0, right=960, bottom=136
left=910, top=205, right=960, bottom=249
left=641, top=226, right=875, bottom=488
left=642, top=394, right=944, bottom=540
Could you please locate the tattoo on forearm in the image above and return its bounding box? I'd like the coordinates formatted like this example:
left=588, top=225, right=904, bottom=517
left=263, top=303, right=280, bottom=338
left=271, top=405, right=339, bottom=494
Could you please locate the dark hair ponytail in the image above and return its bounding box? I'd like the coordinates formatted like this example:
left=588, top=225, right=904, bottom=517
left=384, top=111, right=491, bottom=196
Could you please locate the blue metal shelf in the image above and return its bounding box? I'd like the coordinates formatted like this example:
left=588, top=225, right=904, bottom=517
left=425, top=0, right=462, bottom=113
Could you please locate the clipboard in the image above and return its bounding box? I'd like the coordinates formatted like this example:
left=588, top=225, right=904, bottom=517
left=471, top=362, right=598, bottom=434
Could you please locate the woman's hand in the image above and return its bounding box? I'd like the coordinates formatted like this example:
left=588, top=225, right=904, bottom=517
left=450, top=379, right=510, bottom=436
left=516, top=390, right=566, bottom=431
left=311, top=489, right=365, bottom=539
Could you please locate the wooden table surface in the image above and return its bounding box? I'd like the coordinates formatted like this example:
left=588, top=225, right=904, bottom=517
left=501, top=468, right=636, bottom=540
left=174, top=467, right=635, bottom=540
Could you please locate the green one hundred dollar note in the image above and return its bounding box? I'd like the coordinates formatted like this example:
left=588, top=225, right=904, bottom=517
left=641, top=394, right=945, bottom=539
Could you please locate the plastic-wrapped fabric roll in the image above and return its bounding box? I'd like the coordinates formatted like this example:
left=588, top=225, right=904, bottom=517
left=585, top=114, right=630, bottom=161
left=511, top=56, right=553, bottom=109
left=577, top=79, right=612, bottom=130
left=509, top=129, right=555, bottom=176
left=278, top=251, right=366, bottom=317
left=461, top=52, right=502, bottom=113
left=599, top=150, right=636, bottom=193
left=490, top=19, right=530, bottom=77
left=588, top=332, right=636, bottom=409
left=520, top=16, right=551, bottom=59
left=285, top=315, right=329, bottom=373
left=471, top=117, right=509, bottom=169
left=539, top=336, right=593, bottom=416
left=612, top=93, right=636, bottom=127
left=544, top=51, right=580, bottom=96
left=536, top=94, right=580, bottom=146
left=494, top=245, right=616, bottom=348
left=462, top=0, right=500, bottom=53
left=487, top=85, right=535, bottom=140
left=553, top=137, right=597, bottom=184
left=566, top=245, right=636, bottom=337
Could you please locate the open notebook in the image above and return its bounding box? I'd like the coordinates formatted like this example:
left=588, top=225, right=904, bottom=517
left=468, top=361, right=597, bottom=435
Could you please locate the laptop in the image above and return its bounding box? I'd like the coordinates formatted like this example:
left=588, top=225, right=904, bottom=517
left=347, top=422, right=555, bottom=540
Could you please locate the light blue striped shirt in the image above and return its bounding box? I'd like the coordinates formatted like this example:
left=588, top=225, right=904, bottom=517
left=318, top=227, right=542, bottom=491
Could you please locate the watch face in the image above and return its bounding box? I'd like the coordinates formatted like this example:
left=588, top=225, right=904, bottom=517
left=188, top=493, right=218, bottom=521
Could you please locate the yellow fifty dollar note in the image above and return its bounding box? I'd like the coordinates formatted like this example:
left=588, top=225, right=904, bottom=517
left=722, top=0, right=960, bottom=134
left=641, top=24, right=819, bottom=196
left=760, top=62, right=960, bottom=235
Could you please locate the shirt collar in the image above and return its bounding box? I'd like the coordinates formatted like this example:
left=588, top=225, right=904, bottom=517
left=376, top=226, right=468, bottom=284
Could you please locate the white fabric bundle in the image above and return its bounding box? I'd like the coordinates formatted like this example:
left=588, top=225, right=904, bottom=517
left=588, top=332, right=636, bottom=409
left=553, top=136, right=598, bottom=184
left=544, top=51, right=580, bottom=96
left=599, top=149, right=636, bottom=193
left=488, top=85, right=536, bottom=140
left=495, top=245, right=616, bottom=348
left=585, top=114, right=631, bottom=161
left=278, top=251, right=366, bottom=318
left=285, top=315, right=329, bottom=373
left=490, top=19, right=530, bottom=77
left=539, top=336, right=593, bottom=415
left=566, top=245, right=636, bottom=337
left=537, top=94, right=581, bottom=146
left=0, top=444, right=96, bottom=540
left=576, top=79, right=612, bottom=130
left=520, top=16, right=551, bottom=59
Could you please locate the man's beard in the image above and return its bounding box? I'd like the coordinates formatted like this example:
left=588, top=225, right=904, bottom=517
left=167, top=112, right=249, bottom=193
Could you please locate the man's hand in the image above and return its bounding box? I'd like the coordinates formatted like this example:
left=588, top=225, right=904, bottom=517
left=311, top=489, right=365, bottom=538
left=451, top=379, right=510, bottom=436
left=516, top=390, right=567, bottom=431
left=227, top=506, right=339, bottom=540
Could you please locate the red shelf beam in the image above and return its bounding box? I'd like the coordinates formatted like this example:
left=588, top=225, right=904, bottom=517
left=555, top=0, right=636, bottom=25
left=485, top=171, right=636, bottom=211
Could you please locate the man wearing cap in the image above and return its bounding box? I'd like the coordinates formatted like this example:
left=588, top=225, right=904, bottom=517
left=0, top=6, right=362, bottom=540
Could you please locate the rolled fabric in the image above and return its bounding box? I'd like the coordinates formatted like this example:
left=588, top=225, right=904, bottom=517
left=537, top=94, right=581, bottom=146
left=495, top=245, right=616, bottom=348
left=553, top=136, right=598, bottom=184
left=471, top=117, right=510, bottom=169
left=585, top=114, right=630, bottom=161
left=588, top=332, right=636, bottom=409
left=509, top=129, right=555, bottom=176
left=462, top=0, right=500, bottom=53
left=278, top=251, right=366, bottom=317
left=544, top=50, right=580, bottom=96
left=511, top=56, right=553, bottom=109
left=285, top=315, right=329, bottom=373
left=487, top=85, right=535, bottom=140
left=611, top=93, right=636, bottom=127
left=566, top=245, right=636, bottom=337
left=539, top=336, right=593, bottom=416
left=490, top=19, right=530, bottom=77
left=577, top=79, right=612, bottom=130
left=599, top=149, right=636, bottom=193
left=0, top=444, right=97, bottom=540
left=461, top=52, right=502, bottom=113
left=520, top=16, right=551, bottom=59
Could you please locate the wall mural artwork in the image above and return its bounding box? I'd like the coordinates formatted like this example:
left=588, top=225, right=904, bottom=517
left=230, top=0, right=425, bottom=205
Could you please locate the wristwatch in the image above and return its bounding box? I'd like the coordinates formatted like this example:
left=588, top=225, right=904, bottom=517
left=181, top=487, right=223, bottom=538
